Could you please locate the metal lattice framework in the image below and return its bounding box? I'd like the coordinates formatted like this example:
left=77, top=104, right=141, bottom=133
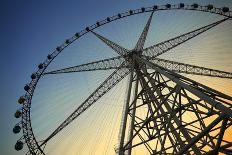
left=14, top=3, right=232, bottom=155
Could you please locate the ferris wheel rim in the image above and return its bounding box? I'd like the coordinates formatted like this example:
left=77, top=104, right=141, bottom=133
left=17, top=3, right=232, bottom=154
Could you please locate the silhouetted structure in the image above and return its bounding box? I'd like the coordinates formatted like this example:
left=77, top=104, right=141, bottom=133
left=14, top=3, right=232, bottom=154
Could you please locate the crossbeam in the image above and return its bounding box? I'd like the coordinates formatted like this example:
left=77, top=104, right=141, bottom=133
left=177, top=114, right=226, bottom=155
left=150, top=57, right=232, bottom=79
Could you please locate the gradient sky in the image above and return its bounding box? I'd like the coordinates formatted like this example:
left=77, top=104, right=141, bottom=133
left=1, top=0, right=232, bottom=155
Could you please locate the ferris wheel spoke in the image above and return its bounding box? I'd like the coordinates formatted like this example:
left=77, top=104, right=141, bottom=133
left=142, top=17, right=229, bottom=58
left=43, top=56, right=126, bottom=75
left=40, top=65, right=131, bottom=146
left=91, top=30, right=130, bottom=56
left=133, top=10, right=154, bottom=51
left=149, top=57, right=232, bottom=79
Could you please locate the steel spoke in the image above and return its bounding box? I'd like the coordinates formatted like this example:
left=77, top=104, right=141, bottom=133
left=134, top=11, right=154, bottom=51
left=91, top=31, right=130, bottom=56
left=149, top=57, right=232, bottom=79
left=142, top=17, right=229, bottom=58
left=43, top=56, right=126, bottom=75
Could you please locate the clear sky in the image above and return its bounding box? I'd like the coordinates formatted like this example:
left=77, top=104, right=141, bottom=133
left=1, top=0, right=232, bottom=155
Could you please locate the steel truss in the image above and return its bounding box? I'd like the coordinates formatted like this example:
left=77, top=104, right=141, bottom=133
left=16, top=3, right=232, bottom=155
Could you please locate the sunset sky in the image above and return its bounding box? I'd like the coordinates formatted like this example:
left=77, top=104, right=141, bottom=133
left=1, top=0, right=232, bottom=155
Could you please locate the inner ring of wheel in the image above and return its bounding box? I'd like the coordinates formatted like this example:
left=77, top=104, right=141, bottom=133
left=21, top=4, right=231, bottom=154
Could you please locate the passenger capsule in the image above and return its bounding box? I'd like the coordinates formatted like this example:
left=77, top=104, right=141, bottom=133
left=166, top=4, right=171, bottom=9
left=207, top=4, right=213, bottom=10
left=24, top=84, right=30, bottom=91
left=222, top=7, right=229, bottom=13
left=38, top=63, right=44, bottom=69
left=118, top=13, right=121, bottom=18
left=56, top=46, right=61, bottom=51
left=129, top=10, right=133, bottom=15
left=96, top=22, right=100, bottom=26
left=141, top=7, right=145, bottom=12
left=15, top=141, right=23, bottom=151
left=31, top=73, right=36, bottom=79
left=47, top=54, right=52, bottom=60
left=192, top=3, right=198, bottom=8
left=75, top=33, right=79, bottom=37
left=18, top=96, right=25, bottom=104
left=65, top=39, right=70, bottom=44
left=14, top=110, right=22, bottom=118
left=13, top=125, right=21, bottom=134
left=106, top=17, right=111, bottom=22
left=153, top=5, right=158, bottom=10
left=86, top=27, right=90, bottom=31
left=179, top=3, right=185, bottom=8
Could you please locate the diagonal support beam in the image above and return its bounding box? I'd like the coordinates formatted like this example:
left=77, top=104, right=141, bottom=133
left=150, top=57, right=232, bottom=79
left=43, top=56, right=125, bottom=75
left=177, top=114, right=227, bottom=155
left=126, top=113, right=216, bottom=153
left=213, top=117, right=229, bottom=154
left=203, top=143, right=232, bottom=155
left=118, top=67, right=134, bottom=155
left=91, top=31, right=130, bottom=56
left=134, top=11, right=154, bottom=51
left=140, top=69, right=201, bottom=154
left=136, top=56, right=232, bottom=117
left=127, top=75, right=139, bottom=155
left=123, top=83, right=181, bottom=151
left=142, top=17, right=229, bottom=58
left=40, top=65, right=131, bottom=146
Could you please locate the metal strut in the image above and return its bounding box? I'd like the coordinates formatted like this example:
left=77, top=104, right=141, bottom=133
left=127, top=76, right=139, bottom=155
left=118, top=60, right=134, bottom=155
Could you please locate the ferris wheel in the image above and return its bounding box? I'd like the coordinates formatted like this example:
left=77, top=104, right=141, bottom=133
left=13, top=3, right=232, bottom=155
